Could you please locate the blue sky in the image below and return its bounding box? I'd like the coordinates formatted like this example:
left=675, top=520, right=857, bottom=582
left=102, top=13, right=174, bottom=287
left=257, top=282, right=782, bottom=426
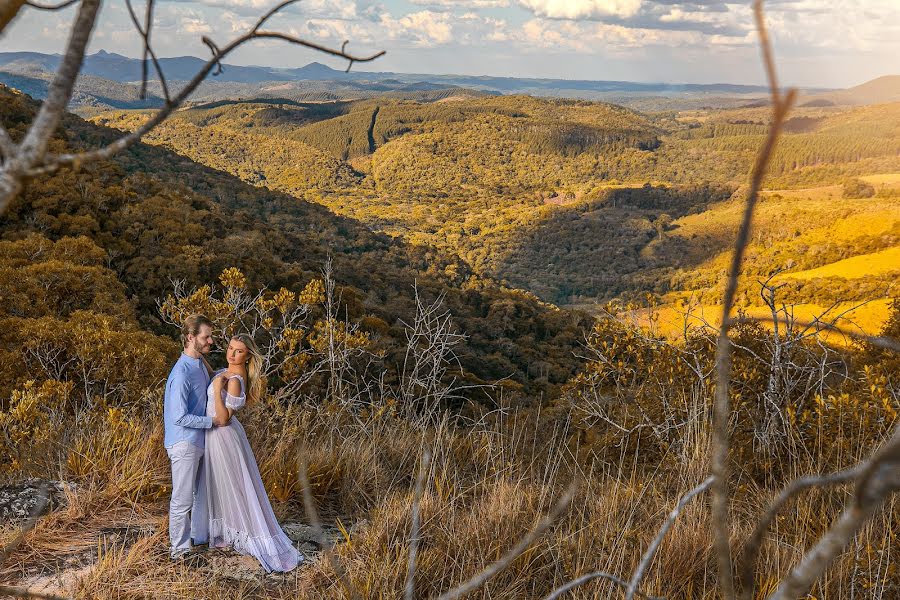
left=2, top=0, right=898, bottom=87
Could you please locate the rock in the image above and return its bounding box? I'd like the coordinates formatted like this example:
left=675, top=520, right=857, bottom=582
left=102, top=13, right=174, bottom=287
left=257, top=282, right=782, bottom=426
left=282, top=521, right=344, bottom=550
left=0, top=478, right=75, bottom=523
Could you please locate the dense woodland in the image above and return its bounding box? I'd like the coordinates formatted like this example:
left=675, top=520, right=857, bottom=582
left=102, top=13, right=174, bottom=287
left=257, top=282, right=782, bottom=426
left=2, top=82, right=900, bottom=598
left=95, top=93, right=900, bottom=310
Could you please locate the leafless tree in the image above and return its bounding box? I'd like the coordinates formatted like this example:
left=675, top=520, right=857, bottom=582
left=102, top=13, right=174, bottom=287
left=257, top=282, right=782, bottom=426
left=397, top=284, right=473, bottom=425
left=0, top=0, right=384, bottom=215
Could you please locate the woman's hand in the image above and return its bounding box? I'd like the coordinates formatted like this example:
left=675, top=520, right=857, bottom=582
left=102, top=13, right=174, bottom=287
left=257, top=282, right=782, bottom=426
left=211, top=375, right=230, bottom=426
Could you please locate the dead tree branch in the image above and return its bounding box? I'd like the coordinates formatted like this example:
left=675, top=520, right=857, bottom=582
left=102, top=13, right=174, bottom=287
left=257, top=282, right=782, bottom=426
left=436, top=479, right=578, bottom=600
left=626, top=476, right=714, bottom=600
left=738, top=465, right=863, bottom=600
left=0, top=0, right=385, bottom=214
left=710, top=2, right=796, bottom=597
left=405, top=448, right=432, bottom=600
left=766, top=423, right=900, bottom=600
left=543, top=572, right=661, bottom=600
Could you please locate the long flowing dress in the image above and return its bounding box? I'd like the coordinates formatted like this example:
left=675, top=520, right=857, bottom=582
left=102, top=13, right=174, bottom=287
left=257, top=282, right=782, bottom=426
left=203, top=369, right=303, bottom=572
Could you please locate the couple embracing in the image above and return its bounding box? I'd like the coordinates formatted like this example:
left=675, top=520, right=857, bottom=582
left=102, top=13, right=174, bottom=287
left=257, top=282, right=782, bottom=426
left=163, top=314, right=303, bottom=572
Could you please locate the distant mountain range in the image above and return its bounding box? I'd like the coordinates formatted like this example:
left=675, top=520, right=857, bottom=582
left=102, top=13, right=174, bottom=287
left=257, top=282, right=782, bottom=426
left=1, top=49, right=895, bottom=109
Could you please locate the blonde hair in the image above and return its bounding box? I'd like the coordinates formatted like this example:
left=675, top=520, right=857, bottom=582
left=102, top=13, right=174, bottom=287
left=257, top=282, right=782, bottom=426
left=232, top=333, right=265, bottom=404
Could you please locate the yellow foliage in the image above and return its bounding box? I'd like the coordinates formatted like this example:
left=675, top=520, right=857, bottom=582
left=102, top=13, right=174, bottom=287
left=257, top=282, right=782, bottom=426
left=299, top=278, right=326, bottom=306
left=0, top=380, right=71, bottom=475
left=218, top=267, right=247, bottom=289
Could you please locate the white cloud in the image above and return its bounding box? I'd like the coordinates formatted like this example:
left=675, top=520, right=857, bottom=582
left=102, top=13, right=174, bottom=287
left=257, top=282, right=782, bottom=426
left=517, top=0, right=644, bottom=20
left=381, top=10, right=454, bottom=46
left=409, top=0, right=511, bottom=8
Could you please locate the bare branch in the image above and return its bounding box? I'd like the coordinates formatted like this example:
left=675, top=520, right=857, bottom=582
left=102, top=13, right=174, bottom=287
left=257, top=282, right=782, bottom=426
left=543, top=572, right=662, bottom=600
left=0, top=0, right=385, bottom=214
left=710, top=2, right=796, bottom=597
left=251, top=0, right=297, bottom=33
left=23, top=0, right=79, bottom=9
left=738, top=466, right=862, bottom=600
left=0, top=0, right=27, bottom=34
left=0, top=0, right=100, bottom=209
left=626, top=476, right=714, bottom=600
left=18, top=0, right=99, bottom=160
left=124, top=0, right=169, bottom=103
left=32, top=31, right=384, bottom=176
left=767, top=424, right=900, bottom=600
left=405, top=448, right=432, bottom=600
left=734, top=315, right=900, bottom=354
left=436, top=479, right=578, bottom=600
left=298, top=455, right=364, bottom=600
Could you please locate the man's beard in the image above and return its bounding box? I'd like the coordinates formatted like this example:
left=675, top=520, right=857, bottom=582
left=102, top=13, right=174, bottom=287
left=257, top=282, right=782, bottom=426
left=194, top=339, right=209, bottom=355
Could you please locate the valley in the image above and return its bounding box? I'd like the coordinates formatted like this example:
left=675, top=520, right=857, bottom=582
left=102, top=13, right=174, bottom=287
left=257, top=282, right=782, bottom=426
left=92, top=93, right=900, bottom=338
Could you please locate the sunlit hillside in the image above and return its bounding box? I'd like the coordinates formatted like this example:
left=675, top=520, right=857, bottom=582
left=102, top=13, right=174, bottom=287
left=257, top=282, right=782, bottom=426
left=93, top=96, right=900, bottom=337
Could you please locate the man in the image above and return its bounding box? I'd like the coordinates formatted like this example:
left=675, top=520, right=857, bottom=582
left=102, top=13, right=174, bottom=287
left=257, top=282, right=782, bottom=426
left=163, top=314, right=220, bottom=561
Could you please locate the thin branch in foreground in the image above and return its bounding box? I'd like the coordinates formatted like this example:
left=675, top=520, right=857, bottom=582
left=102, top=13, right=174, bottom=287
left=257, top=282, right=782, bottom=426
left=738, top=466, right=862, bottom=600
left=436, top=479, right=579, bottom=600
left=297, top=455, right=364, bottom=600
left=124, top=0, right=169, bottom=102
left=543, top=572, right=662, bottom=600
left=405, top=448, right=432, bottom=600
left=734, top=315, right=900, bottom=354
left=626, top=476, right=714, bottom=600
left=710, top=2, right=796, bottom=597
left=23, top=0, right=79, bottom=10
left=0, top=0, right=385, bottom=214
left=766, top=423, right=900, bottom=600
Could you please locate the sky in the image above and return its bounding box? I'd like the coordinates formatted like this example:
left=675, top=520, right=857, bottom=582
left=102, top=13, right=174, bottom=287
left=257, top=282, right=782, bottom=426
left=1, top=0, right=898, bottom=88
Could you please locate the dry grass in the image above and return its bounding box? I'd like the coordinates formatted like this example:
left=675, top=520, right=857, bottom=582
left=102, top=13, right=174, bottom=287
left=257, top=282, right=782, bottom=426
left=3, top=392, right=898, bottom=599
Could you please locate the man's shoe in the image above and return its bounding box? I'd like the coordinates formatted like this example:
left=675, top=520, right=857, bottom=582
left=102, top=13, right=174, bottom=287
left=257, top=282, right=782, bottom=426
left=171, top=550, right=207, bottom=568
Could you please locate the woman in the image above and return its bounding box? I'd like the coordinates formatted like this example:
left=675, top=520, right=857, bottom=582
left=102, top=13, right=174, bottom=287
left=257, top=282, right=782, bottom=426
left=201, top=333, right=303, bottom=573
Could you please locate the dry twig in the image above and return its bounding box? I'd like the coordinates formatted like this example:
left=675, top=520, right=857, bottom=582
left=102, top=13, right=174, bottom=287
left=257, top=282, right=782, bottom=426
left=0, top=0, right=384, bottom=213
left=436, top=479, right=579, bottom=600
left=404, top=448, right=432, bottom=600
left=710, top=2, right=796, bottom=596
left=626, top=476, right=714, bottom=600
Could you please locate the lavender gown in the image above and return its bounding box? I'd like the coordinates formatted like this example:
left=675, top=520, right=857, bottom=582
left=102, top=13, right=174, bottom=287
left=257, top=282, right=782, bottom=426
left=203, top=370, right=303, bottom=572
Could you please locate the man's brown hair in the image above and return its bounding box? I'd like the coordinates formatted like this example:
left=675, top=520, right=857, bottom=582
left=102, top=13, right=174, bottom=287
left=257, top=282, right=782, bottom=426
left=181, top=314, right=213, bottom=346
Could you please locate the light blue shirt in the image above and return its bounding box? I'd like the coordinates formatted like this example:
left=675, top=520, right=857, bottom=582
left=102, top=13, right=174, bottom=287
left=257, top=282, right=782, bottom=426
left=163, top=353, right=213, bottom=449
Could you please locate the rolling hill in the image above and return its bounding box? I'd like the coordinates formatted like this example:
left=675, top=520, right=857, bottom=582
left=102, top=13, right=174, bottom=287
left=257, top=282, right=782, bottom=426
left=0, top=84, right=593, bottom=400
left=91, top=94, right=900, bottom=337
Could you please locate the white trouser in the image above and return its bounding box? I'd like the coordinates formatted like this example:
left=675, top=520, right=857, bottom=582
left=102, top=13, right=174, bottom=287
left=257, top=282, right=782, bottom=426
left=166, top=440, right=208, bottom=557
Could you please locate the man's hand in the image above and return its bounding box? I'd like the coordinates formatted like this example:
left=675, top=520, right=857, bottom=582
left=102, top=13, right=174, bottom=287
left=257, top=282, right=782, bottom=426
left=212, top=414, right=229, bottom=427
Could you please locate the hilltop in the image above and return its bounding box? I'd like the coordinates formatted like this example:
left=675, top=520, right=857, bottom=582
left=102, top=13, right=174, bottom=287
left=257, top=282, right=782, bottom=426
left=802, top=74, right=900, bottom=106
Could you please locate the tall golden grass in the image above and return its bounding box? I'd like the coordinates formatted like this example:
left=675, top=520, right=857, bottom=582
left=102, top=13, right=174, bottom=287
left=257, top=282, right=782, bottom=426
left=3, top=376, right=897, bottom=598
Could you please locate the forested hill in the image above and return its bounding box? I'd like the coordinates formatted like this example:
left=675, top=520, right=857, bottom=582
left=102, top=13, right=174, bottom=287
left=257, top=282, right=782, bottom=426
left=93, top=95, right=900, bottom=322
left=0, top=85, right=591, bottom=402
